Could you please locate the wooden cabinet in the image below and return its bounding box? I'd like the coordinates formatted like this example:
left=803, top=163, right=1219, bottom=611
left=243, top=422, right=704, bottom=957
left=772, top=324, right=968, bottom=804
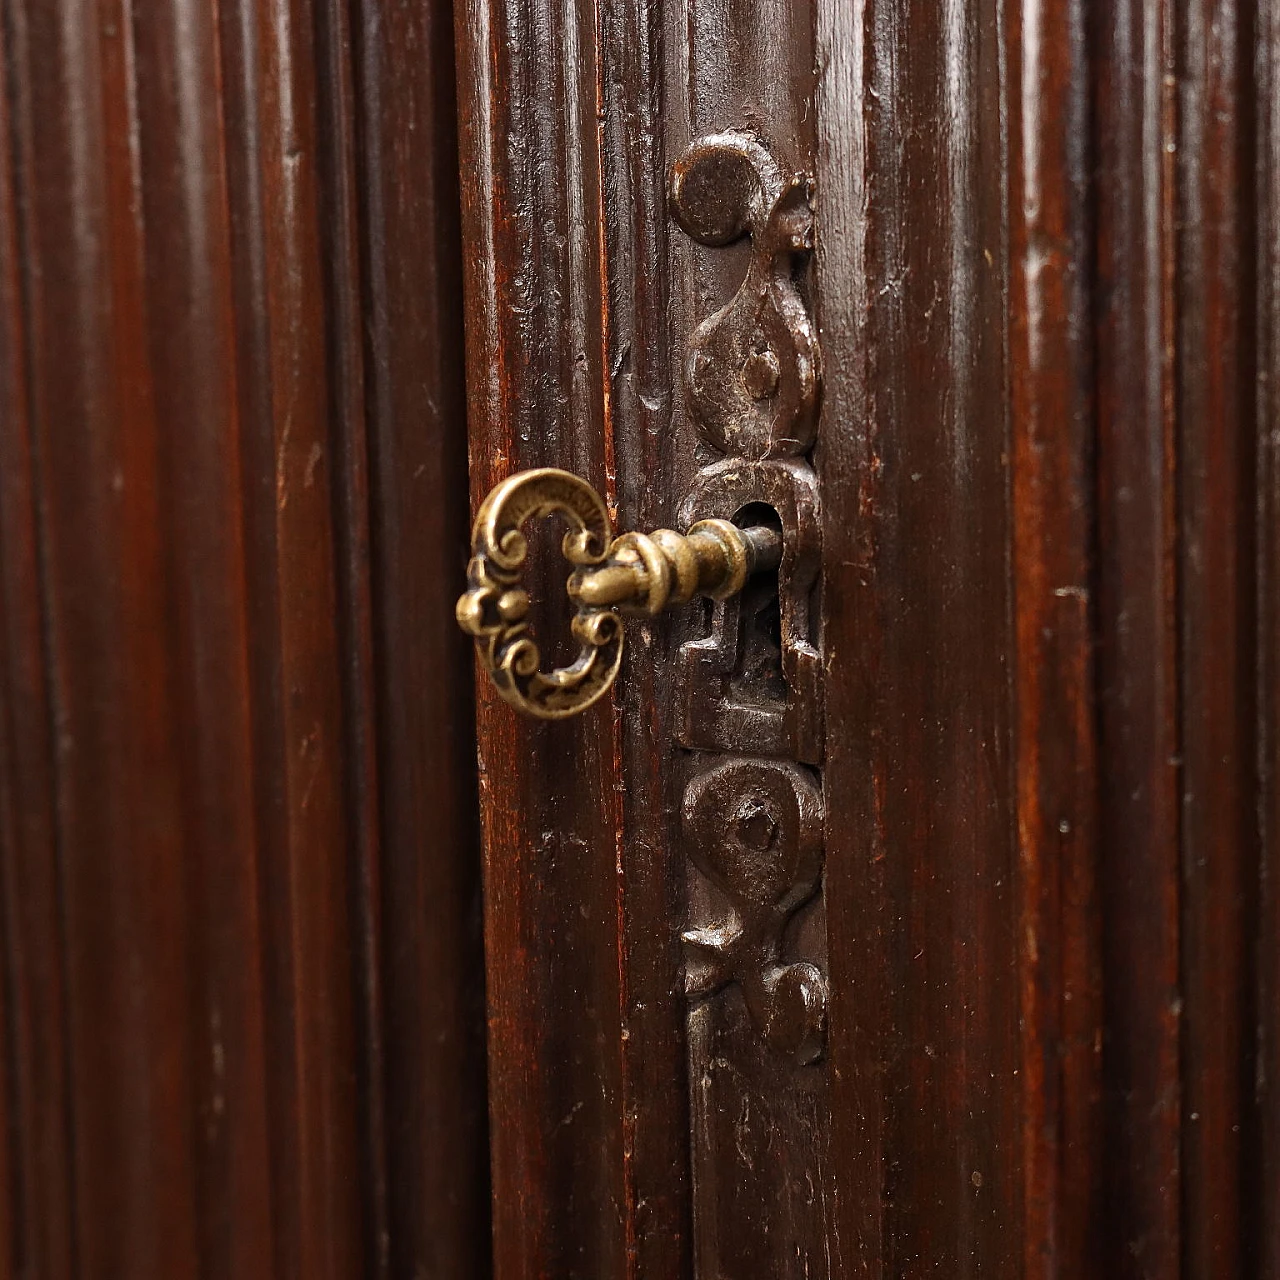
left=2, top=0, right=1278, bottom=1275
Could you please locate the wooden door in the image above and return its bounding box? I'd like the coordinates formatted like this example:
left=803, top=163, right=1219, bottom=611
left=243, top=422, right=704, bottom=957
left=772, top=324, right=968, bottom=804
left=2, top=0, right=1279, bottom=1276
left=453, top=0, right=1280, bottom=1275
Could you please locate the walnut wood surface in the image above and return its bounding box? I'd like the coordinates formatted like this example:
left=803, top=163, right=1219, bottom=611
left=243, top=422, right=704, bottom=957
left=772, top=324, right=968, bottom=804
left=456, top=0, right=1280, bottom=1276
left=1178, top=2, right=1258, bottom=1273
left=1, top=0, right=1277, bottom=1273
left=818, top=0, right=1026, bottom=1262
left=1094, top=0, right=1182, bottom=1271
left=1260, top=8, right=1280, bottom=1273
left=0, top=1, right=487, bottom=1277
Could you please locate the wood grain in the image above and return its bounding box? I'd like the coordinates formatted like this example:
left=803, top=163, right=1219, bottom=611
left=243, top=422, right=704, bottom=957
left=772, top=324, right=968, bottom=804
left=456, top=0, right=839, bottom=1268
left=0, top=9, right=75, bottom=1276
left=1093, top=0, right=1182, bottom=1271
left=0, top=0, right=486, bottom=1274
left=1007, top=0, right=1105, bottom=1273
left=1258, top=5, right=1280, bottom=1274
left=4, top=0, right=1279, bottom=1271
left=4, top=0, right=270, bottom=1271
left=605, top=0, right=695, bottom=1269
left=816, top=0, right=1025, bottom=1270
left=1178, top=0, right=1256, bottom=1275
left=454, top=0, right=630, bottom=1270
left=349, top=0, right=490, bottom=1273
left=457, top=0, right=1280, bottom=1271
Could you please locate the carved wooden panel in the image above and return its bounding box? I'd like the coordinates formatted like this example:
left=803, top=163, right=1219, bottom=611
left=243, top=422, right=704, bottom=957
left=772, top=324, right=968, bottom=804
left=681, top=755, right=828, bottom=1275
left=667, top=129, right=830, bottom=1274
left=682, top=758, right=825, bottom=1061
left=452, top=0, right=1280, bottom=1272
left=1, top=0, right=1277, bottom=1270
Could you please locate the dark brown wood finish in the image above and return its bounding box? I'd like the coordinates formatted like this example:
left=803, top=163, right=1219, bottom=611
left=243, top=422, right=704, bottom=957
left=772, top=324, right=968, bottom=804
left=667, top=12, right=831, bottom=1279
left=3, top=4, right=277, bottom=1272
left=1008, top=0, right=1104, bottom=1272
left=2, top=0, right=1279, bottom=1271
left=349, top=0, right=490, bottom=1272
left=454, top=0, right=631, bottom=1269
left=816, top=0, right=1028, bottom=1270
left=1179, top=0, right=1257, bottom=1273
left=0, top=1, right=487, bottom=1278
left=455, top=0, right=839, bottom=1269
left=1094, top=0, right=1182, bottom=1271
left=0, top=13, right=73, bottom=1276
left=1259, top=5, right=1280, bottom=1273
left=457, top=0, right=1280, bottom=1275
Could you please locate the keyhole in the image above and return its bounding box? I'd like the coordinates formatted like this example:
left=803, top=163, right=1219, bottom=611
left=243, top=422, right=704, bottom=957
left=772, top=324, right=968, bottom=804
left=729, top=503, right=786, bottom=705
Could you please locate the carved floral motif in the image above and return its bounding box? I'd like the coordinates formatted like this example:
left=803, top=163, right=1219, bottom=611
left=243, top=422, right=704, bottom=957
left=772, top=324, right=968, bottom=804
left=670, top=131, right=828, bottom=1062
left=669, top=131, right=821, bottom=460
left=682, top=759, right=827, bottom=1064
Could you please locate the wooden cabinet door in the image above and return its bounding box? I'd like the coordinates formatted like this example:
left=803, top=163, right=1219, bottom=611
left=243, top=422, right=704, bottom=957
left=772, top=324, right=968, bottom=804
left=453, top=0, right=1280, bottom=1275
left=0, top=1, right=488, bottom=1276
left=3, top=0, right=1280, bottom=1275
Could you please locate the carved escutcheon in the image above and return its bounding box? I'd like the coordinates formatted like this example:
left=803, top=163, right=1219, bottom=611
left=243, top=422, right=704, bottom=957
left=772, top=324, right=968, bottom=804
left=455, top=468, right=622, bottom=718
left=678, top=457, right=823, bottom=762
left=669, top=132, right=820, bottom=460
left=681, top=758, right=827, bottom=1063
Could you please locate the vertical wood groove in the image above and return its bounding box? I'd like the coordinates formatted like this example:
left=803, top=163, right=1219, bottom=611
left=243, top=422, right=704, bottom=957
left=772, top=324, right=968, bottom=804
left=310, top=0, right=389, bottom=1270
left=1177, top=0, right=1258, bottom=1272
left=3, top=0, right=1278, bottom=1272
left=1093, top=0, right=1182, bottom=1269
left=1, top=0, right=485, bottom=1272
left=0, top=6, right=77, bottom=1272
left=350, top=0, right=490, bottom=1270
left=1256, top=3, right=1280, bottom=1271
left=1008, top=0, right=1103, bottom=1271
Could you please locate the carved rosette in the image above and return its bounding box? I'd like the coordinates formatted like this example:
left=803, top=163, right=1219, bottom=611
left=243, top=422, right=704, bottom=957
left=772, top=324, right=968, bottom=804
left=682, top=759, right=827, bottom=1064
left=669, top=131, right=827, bottom=1065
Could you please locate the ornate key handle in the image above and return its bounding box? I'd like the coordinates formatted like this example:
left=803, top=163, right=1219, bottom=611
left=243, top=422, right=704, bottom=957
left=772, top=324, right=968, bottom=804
left=455, top=468, right=781, bottom=719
